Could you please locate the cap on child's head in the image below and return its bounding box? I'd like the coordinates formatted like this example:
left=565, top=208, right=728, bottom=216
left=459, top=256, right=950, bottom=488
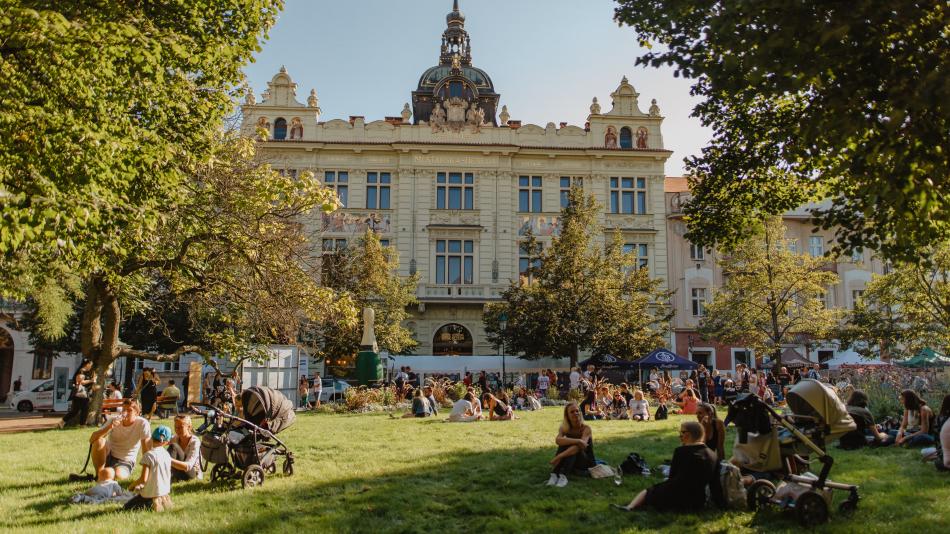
left=152, top=425, right=172, bottom=443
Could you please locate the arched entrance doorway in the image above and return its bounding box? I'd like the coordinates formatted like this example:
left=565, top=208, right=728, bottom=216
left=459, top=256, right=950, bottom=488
left=432, top=323, right=473, bottom=356
left=0, top=328, right=13, bottom=403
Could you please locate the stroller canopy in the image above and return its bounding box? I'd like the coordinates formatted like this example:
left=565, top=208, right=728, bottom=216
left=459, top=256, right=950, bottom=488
left=241, top=386, right=296, bottom=434
left=786, top=379, right=855, bottom=439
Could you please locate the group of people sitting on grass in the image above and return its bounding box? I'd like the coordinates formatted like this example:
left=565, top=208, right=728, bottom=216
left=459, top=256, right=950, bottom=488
left=444, top=388, right=519, bottom=422
left=72, top=398, right=204, bottom=511
left=840, top=389, right=950, bottom=471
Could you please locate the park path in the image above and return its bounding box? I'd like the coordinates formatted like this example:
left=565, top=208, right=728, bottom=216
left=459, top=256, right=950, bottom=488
left=0, top=411, right=63, bottom=433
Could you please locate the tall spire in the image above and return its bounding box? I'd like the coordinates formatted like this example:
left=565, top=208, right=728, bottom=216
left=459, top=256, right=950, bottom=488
left=440, top=0, right=471, bottom=66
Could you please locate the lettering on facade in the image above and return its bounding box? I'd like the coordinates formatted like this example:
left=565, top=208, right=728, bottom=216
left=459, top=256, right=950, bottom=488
left=518, top=216, right=561, bottom=237
left=322, top=212, right=392, bottom=234
left=413, top=155, right=491, bottom=166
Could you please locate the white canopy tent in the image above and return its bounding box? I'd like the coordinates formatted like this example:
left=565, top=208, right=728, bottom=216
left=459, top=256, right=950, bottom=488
left=824, top=350, right=889, bottom=369
left=387, top=355, right=570, bottom=385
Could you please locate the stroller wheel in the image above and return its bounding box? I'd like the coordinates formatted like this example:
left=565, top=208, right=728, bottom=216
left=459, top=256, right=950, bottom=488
left=283, top=457, right=294, bottom=476
left=242, top=465, right=265, bottom=488
left=747, top=479, right=776, bottom=511
left=796, top=491, right=829, bottom=526
left=265, top=462, right=277, bottom=475
left=210, top=464, right=232, bottom=483
left=838, top=499, right=858, bottom=517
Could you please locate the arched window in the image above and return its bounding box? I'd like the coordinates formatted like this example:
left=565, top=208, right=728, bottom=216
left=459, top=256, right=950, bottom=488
left=273, top=117, right=287, bottom=140
left=432, top=323, right=473, bottom=356
left=619, top=127, right=633, bottom=149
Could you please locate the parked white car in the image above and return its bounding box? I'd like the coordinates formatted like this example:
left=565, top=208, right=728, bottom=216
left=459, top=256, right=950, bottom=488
left=315, top=378, right=350, bottom=403
left=9, top=380, right=55, bottom=412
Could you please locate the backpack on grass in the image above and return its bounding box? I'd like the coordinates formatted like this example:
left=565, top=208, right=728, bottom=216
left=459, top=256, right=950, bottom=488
left=715, top=461, right=747, bottom=510
left=654, top=404, right=668, bottom=420
left=620, top=453, right=650, bottom=476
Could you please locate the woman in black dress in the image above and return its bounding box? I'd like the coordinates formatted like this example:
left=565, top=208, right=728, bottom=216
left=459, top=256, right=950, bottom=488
left=62, top=359, right=95, bottom=426
left=546, top=402, right=595, bottom=487
left=614, top=421, right=717, bottom=512
left=135, top=368, right=159, bottom=420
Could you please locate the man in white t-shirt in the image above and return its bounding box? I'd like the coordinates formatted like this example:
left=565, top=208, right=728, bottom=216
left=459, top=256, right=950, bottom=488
left=569, top=367, right=581, bottom=390
left=126, top=425, right=173, bottom=511
left=89, top=398, right=151, bottom=480
left=537, top=372, right=550, bottom=395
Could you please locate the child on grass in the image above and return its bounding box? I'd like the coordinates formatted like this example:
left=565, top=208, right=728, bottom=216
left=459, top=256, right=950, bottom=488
left=70, top=466, right=132, bottom=504
left=125, top=425, right=173, bottom=511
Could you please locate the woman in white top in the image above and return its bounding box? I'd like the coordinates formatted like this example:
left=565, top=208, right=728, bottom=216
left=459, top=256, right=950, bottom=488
left=169, top=415, right=202, bottom=481
left=448, top=392, right=482, bottom=422
left=628, top=390, right=650, bottom=421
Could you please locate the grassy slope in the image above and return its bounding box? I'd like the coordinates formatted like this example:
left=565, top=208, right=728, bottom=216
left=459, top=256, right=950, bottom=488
left=0, top=410, right=947, bottom=533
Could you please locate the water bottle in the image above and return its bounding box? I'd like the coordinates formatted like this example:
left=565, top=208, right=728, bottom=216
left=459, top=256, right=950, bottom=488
left=614, top=466, right=623, bottom=486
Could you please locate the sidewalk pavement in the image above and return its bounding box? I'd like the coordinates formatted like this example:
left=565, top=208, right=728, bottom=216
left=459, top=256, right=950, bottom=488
left=0, top=410, right=64, bottom=433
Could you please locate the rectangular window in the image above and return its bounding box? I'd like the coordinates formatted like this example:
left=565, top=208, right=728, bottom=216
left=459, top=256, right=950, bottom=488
left=851, top=247, right=863, bottom=263
left=435, top=239, right=474, bottom=284
left=366, top=172, right=392, bottom=210
left=689, top=242, right=705, bottom=261
left=817, top=350, right=835, bottom=363
left=324, top=171, right=349, bottom=207
left=809, top=236, right=824, bottom=257
left=518, top=241, right=542, bottom=282
left=787, top=239, right=799, bottom=254
left=559, top=177, right=583, bottom=208
left=851, top=289, right=865, bottom=309
left=609, top=177, right=647, bottom=214
left=733, top=349, right=752, bottom=368
left=691, top=288, right=707, bottom=317
left=623, top=243, right=649, bottom=269
left=32, top=350, right=54, bottom=380
left=436, top=172, right=474, bottom=210
left=518, top=176, right=543, bottom=213
left=379, top=239, right=391, bottom=248
left=322, top=238, right=347, bottom=252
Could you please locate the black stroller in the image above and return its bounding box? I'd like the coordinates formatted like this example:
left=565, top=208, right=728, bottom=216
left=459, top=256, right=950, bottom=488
left=197, top=386, right=296, bottom=488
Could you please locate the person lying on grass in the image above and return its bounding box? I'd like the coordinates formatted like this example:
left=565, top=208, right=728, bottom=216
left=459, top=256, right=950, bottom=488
left=613, top=421, right=717, bottom=512
left=125, top=425, right=173, bottom=512
left=547, top=401, right=595, bottom=488
left=89, top=398, right=151, bottom=481
left=482, top=392, right=514, bottom=421
left=448, top=392, right=482, bottom=422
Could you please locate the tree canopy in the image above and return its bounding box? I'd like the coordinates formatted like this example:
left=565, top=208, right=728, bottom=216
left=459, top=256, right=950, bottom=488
left=838, top=241, right=950, bottom=358
left=311, top=230, right=418, bottom=368
left=484, top=188, right=672, bottom=366
left=698, top=218, right=841, bottom=363
left=614, top=1, right=950, bottom=262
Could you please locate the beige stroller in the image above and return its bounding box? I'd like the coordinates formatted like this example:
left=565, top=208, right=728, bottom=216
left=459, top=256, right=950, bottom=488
left=725, top=379, right=861, bottom=526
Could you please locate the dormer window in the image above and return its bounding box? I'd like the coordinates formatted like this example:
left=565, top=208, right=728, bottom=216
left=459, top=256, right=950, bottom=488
left=449, top=81, right=463, bottom=98
left=273, top=118, right=287, bottom=140
left=620, top=127, right=633, bottom=149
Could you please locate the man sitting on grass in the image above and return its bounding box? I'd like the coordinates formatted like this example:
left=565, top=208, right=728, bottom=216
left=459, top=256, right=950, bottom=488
left=125, top=425, right=173, bottom=512
left=89, top=399, right=150, bottom=481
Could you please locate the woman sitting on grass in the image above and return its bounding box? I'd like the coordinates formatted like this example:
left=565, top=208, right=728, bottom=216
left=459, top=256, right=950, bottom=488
left=609, top=391, right=629, bottom=420
left=401, top=388, right=432, bottom=418
left=482, top=392, right=514, bottom=421
left=697, top=403, right=726, bottom=462
left=628, top=389, right=650, bottom=421
left=674, top=388, right=699, bottom=415
left=547, top=402, right=595, bottom=488
left=448, top=392, right=481, bottom=422
left=839, top=390, right=889, bottom=449
left=580, top=389, right=605, bottom=420
left=613, top=421, right=717, bottom=512
left=890, top=389, right=936, bottom=447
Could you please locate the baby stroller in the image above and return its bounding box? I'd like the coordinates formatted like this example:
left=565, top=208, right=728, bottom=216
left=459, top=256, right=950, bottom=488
left=725, top=379, right=860, bottom=526
left=197, top=386, right=296, bottom=488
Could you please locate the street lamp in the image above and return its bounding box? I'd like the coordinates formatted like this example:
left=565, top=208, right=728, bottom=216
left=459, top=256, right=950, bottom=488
left=498, top=312, right=508, bottom=390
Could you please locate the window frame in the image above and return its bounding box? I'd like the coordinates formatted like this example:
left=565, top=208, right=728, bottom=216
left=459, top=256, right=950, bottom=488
left=518, top=175, right=543, bottom=213
left=436, top=172, right=475, bottom=210
left=609, top=176, right=648, bottom=214
left=366, top=172, right=392, bottom=210
left=435, top=239, right=475, bottom=285
left=809, top=236, right=824, bottom=258
left=324, top=171, right=349, bottom=207
left=690, top=287, right=707, bottom=317
left=559, top=176, right=583, bottom=208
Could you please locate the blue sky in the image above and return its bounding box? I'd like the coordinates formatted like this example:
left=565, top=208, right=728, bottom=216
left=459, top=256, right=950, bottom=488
left=243, top=0, right=708, bottom=176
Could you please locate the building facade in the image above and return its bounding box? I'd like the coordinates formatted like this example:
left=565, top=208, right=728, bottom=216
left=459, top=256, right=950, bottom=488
left=242, top=2, right=673, bottom=357
left=665, top=179, right=888, bottom=371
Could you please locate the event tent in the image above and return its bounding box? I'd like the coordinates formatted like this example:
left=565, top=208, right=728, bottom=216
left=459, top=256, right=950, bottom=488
left=761, top=348, right=813, bottom=369
left=633, top=349, right=699, bottom=370
left=578, top=354, right=638, bottom=369
left=897, top=348, right=950, bottom=368
left=824, top=351, right=889, bottom=369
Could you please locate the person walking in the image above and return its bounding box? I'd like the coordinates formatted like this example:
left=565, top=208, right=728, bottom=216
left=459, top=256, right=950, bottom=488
left=696, top=365, right=709, bottom=403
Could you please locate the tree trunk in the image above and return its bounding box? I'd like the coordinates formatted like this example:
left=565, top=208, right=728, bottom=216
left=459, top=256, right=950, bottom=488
left=570, top=344, right=579, bottom=369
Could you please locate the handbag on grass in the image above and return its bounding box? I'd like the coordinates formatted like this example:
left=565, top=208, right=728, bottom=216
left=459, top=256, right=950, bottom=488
left=588, top=463, right=615, bottom=479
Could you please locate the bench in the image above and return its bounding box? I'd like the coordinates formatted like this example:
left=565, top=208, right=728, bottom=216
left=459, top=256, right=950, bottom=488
left=99, top=395, right=178, bottom=423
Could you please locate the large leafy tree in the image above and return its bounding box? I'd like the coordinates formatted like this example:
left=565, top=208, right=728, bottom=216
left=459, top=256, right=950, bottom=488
left=484, top=188, right=672, bottom=367
left=614, top=1, right=950, bottom=262
left=311, top=230, right=419, bottom=368
left=838, top=242, right=950, bottom=358
left=0, top=0, right=282, bottom=290
left=698, top=218, right=841, bottom=364
left=18, top=135, right=355, bottom=425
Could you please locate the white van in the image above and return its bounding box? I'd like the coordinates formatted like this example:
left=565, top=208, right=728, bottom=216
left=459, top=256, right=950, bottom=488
left=9, top=380, right=55, bottom=412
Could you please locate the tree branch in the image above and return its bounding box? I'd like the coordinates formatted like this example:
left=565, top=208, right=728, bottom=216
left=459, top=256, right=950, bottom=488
left=119, top=345, right=203, bottom=362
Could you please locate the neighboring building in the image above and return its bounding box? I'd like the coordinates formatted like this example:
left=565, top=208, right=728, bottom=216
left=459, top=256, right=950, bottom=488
left=242, top=1, right=673, bottom=356
left=665, top=179, right=888, bottom=371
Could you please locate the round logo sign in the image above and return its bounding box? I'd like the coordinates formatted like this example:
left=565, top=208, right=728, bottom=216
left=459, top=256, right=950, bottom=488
left=656, top=351, right=676, bottom=362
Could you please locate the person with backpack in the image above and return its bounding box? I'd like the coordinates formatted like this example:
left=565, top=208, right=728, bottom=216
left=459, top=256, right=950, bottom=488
left=612, top=421, right=717, bottom=512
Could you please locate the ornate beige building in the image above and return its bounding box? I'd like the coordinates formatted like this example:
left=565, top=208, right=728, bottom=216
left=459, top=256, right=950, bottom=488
left=241, top=2, right=673, bottom=356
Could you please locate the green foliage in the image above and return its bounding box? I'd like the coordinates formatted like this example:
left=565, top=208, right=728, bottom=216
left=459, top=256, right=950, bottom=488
left=698, top=218, right=841, bottom=361
left=485, top=187, right=672, bottom=365
left=0, top=0, right=284, bottom=291
left=614, top=1, right=950, bottom=262
left=311, top=230, right=419, bottom=361
left=839, top=241, right=950, bottom=358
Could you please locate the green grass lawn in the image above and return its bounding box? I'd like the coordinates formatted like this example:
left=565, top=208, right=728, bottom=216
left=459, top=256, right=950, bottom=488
left=0, top=409, right=947, bottom=533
